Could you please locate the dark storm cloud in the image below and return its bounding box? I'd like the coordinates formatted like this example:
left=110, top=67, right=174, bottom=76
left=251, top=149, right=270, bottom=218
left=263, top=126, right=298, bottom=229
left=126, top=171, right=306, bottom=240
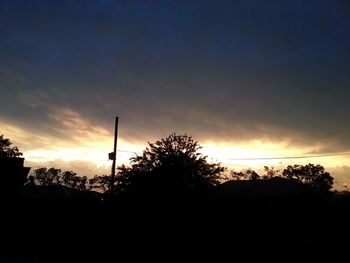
left=1, top=0, right=350, bottom=151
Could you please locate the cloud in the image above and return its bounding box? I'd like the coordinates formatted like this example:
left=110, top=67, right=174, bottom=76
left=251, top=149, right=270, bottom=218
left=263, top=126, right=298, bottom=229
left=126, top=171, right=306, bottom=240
left=47, top=107, right=112, bottom=144
left=1, top=0, right=350, bottom=155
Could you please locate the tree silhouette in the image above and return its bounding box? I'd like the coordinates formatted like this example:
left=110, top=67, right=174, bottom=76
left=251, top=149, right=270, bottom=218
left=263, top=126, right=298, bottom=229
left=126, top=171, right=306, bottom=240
left=61, top=171, right=77, bottom=187
left=282, top=163, right=333, bottom=192
left=77, top=176, right=88, bottom=191
left=88, top=175, right=112, bottom=192
left=33, top=167, right=91, bottom=191
left=61, top=171, right=88, bottom=190
left=230, top=169, right=260, bottom=181
left=0, top=135, right=29, bottom=193
left=117, top=134, right=225, bottom=195
left=34, top=167, right=62, bottom=186
left=262, top=166, right=280, bottom=180
left=0, top=134, right=22, bottom=158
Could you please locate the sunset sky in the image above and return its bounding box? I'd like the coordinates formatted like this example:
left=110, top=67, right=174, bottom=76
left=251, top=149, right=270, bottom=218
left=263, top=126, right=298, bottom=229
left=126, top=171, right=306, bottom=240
left=1, top=0, right=350, bottom=189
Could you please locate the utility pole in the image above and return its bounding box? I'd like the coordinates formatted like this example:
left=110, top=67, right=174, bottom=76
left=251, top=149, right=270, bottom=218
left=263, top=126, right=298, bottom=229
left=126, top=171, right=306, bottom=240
left=109, top=116, right=118, bottom=194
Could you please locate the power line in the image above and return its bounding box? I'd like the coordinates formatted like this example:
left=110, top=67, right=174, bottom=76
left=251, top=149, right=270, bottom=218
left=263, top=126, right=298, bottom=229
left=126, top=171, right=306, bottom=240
left=224, top=152, right=350, bottom=161
left=116, top=149, right=350, bottom=161
left=26, top=148, right=350, bottom=163
left=117, top=149, right=142, bottom=154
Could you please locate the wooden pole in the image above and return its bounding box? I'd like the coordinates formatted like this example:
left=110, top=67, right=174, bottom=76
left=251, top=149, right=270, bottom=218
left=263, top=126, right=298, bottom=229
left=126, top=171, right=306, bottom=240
left=111, top=116, right=118, bottom=193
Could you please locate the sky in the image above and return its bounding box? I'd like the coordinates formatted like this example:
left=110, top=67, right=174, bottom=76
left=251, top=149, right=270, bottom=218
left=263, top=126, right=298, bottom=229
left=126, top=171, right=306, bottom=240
left=1, top=0, right=350, bottom=189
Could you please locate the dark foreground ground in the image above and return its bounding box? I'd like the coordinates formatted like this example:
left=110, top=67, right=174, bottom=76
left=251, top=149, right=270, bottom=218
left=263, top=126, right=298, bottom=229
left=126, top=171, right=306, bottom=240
left=2, top=191, right=350, bottom=263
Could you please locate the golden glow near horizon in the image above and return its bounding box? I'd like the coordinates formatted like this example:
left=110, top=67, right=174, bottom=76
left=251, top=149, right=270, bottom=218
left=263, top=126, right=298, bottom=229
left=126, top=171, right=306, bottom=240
left=24, top=140, right=145, bottom=168
left=200, top=141, right=350, bottom=168
left=1, top=109, right=350, bottom=190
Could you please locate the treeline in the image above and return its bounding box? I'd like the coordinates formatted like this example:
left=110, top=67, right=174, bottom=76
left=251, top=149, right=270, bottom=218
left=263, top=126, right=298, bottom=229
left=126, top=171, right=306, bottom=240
left=28, top=168, right=111, bottom=193
left=2, top=133, right=335, bottom=195
left=228, top=164, right=333, bottom=192
left=29, top=163, right=334, bottom=194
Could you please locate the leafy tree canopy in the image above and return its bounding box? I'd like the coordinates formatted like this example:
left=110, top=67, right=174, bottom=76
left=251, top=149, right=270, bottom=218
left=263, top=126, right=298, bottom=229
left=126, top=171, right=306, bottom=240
left=118, top=133, right=225, bottom=194
left=230, top=169, right=260, bottom=181
left=33, top=167, right=88, bottom=191
left=34, top=167, right=62, bottom=186
left=88, top=175, right=112, bottom=193
left=282, top=163, right=333, bottom=193
left=0, top=134, right=23, bottom=158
